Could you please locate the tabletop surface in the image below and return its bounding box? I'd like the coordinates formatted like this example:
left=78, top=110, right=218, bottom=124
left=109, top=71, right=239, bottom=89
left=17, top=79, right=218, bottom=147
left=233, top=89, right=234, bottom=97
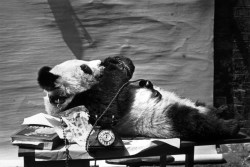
left=18, top=133, right=250, bottom=161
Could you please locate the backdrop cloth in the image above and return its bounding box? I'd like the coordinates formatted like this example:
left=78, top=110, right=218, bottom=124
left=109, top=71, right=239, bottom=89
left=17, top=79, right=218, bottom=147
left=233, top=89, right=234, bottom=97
left=47, top=0, right=214, bottom=103
left=0, top=0, right=214, bottom=160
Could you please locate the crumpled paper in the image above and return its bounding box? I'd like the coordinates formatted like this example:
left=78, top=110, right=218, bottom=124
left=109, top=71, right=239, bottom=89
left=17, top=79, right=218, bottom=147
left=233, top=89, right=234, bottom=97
left=55, top=106, right=93, bottom=147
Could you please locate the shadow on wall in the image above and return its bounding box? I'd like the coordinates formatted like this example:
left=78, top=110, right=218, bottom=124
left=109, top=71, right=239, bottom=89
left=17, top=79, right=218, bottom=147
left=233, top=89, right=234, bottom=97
left=47, top=0, right=93, bottom=59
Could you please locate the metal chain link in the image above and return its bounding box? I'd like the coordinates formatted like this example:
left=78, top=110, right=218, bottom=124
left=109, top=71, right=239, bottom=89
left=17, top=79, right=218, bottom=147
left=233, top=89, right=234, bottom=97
left=61, top=117, right=71, bottom=167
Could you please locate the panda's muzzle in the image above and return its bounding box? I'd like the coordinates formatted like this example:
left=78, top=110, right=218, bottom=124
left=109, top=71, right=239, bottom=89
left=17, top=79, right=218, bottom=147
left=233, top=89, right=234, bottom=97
left=49, top=95, right=67, bottom=106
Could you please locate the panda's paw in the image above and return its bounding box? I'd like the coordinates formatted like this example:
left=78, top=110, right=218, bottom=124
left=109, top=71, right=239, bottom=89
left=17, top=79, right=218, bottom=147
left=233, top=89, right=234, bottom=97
left=139, top=80, right=154, bottom=89
left=103, top=56, right=120, bottom=67
left=103, top=57, right=127, bottom=74
left=102, top=56, right=135, bottom=78
left=138, top=80, right=162, bottom=99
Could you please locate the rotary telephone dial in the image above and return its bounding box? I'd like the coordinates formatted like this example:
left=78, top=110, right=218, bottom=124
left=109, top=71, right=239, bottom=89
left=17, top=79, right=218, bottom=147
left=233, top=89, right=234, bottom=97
left=87, top=121, right=124, bottom=153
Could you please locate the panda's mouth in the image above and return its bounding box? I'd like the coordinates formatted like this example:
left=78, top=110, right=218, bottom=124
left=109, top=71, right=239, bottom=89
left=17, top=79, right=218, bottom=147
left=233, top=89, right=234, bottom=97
left=49, top=95, right=68, bottom=106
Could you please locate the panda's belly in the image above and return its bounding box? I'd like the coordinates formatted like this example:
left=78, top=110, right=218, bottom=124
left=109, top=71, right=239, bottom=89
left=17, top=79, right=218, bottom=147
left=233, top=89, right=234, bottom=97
left=115, top=86, right=208, bottom=138
left=115, top=87, right=175, bottom=137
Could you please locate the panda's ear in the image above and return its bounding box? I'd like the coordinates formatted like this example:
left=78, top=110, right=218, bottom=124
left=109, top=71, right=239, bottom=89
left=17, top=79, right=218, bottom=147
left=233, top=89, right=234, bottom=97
left=37, top=66, right=60, bottom=91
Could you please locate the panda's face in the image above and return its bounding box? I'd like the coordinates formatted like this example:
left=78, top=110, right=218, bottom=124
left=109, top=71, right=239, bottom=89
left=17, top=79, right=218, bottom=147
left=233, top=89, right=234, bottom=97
left=38, top=59, right=104, bottom=116
left=50, top=59, right=103, bottom=93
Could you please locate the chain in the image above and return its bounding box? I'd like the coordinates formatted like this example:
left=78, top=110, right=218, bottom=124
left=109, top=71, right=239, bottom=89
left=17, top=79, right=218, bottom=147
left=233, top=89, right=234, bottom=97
left=60, top=117, right=71, bottom=167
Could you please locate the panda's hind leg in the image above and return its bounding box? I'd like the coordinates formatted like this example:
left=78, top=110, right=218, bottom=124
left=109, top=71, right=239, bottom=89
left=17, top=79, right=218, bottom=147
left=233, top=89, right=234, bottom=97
left=166, top=103, right=240, bottom=141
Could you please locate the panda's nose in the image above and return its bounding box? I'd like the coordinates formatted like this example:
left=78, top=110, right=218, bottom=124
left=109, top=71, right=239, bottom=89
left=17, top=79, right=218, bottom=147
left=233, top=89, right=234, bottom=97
left=139, top=80, right=153, bottom=89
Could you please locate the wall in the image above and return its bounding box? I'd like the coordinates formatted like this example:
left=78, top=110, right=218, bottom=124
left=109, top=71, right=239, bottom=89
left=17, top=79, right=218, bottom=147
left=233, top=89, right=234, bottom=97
left=214, top=1, right=250, bottom=166
left=214, top=0, right=250, bottom=123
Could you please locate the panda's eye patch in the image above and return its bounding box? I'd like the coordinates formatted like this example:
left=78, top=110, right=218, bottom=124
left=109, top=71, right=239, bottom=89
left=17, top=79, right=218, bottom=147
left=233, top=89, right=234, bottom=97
left=49, top=95, right=67, bottom=105
left=80, top=64, right=92, bottom=75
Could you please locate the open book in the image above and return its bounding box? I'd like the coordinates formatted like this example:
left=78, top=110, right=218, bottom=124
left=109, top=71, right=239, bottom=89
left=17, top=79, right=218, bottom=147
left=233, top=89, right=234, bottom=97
left=22, top=112, right=61, bottom=127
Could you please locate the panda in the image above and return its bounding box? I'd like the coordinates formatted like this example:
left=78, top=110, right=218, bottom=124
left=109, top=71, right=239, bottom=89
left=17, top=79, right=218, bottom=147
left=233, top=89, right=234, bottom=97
left=38, top=56, right=241, bottom=141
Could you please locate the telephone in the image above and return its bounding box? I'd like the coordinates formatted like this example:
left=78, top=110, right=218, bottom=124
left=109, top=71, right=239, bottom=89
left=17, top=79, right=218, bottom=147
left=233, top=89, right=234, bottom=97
left=87, top=125, right=124, bottom=153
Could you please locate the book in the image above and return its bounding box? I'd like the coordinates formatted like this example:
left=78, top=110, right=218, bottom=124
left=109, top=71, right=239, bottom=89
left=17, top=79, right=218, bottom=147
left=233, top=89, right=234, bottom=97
left=11, top=125, right=63, bottom=150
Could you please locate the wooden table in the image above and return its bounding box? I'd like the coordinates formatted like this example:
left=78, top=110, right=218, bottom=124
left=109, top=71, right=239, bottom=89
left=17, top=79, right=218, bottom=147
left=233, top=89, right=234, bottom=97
left=18, top=134, right=250, bottom=167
